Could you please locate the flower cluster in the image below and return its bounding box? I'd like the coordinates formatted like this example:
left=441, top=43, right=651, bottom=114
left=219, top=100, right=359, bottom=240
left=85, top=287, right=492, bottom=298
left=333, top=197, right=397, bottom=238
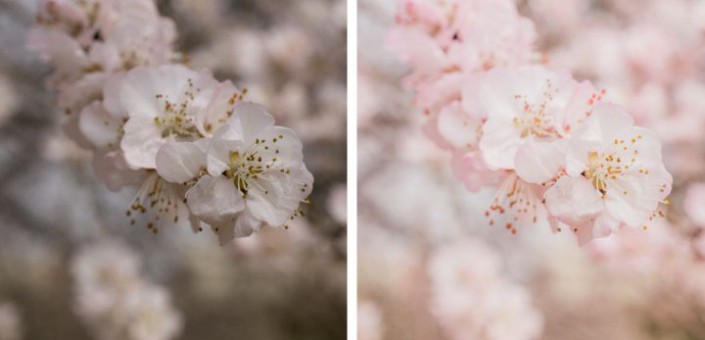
left=72, top=241, right=182, bottom=340
left=389, top=0, right=672, bottom=244
left=28, top=0, right=313, bottom=244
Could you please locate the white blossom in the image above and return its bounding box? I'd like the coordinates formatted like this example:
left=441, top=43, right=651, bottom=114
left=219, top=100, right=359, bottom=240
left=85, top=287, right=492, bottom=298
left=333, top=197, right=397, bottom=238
left=156, top=103, right=313, bottom=244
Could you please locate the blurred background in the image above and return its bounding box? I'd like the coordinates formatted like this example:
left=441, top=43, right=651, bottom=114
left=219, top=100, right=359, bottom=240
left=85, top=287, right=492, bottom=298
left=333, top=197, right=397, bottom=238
left=0, top=0, right=346, bottom=339
left=359, top=0, right=705, bottom=339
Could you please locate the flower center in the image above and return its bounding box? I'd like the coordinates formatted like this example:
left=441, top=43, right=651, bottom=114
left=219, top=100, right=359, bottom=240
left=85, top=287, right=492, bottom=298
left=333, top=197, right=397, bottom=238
left=154, top=113, right=198, bottom=138
left=222, top=135, right=287, bottom=198
left=582, top=151, right=613, bottom=196
left=224, top=150, right=264, bottom=198
left=512, top=81, right=561, bottom=139
left=582, top=136, right=641, bottom=198
left=153, top=80, right=201, bottom=138
left=513, top=114, right=556, bottom=139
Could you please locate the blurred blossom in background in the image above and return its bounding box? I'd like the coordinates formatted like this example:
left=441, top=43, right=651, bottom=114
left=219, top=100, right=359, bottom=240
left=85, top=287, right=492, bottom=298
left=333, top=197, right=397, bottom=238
left=0, top=0, right=345, bottom=339
left=360, top=0, right=705, bottom=339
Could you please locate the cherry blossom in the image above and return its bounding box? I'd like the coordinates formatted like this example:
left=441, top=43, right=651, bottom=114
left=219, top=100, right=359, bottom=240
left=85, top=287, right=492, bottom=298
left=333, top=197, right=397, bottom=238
left=389, top=0, right=673, bottom=245
left=77, top=75, right=146, bottom=191
left=387, top=0, right=538, bottom=155
left=388, top=0, right=536, bottom=89
left=468, top=67, right=606, bottom=235
left=156, top=103, right=314, bottom=244
left=116, top=65, right=223, bottom=169
left=365, top=0, right=705, bottom=338
left=28, top=0, right=180, bottom=162
left=544, top=104, right=672, bottom=244
left=29, top=0, right=314, bottom=243
left=28, top=0, right=177, bottom=86
left=475, top=66, right=601, bottom=172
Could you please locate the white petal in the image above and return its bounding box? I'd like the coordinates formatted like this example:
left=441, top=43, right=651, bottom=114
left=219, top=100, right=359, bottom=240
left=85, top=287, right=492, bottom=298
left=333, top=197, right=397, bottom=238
left=120, top=114, right=164, bottom=169
left=619, top=127, right=662, bottom=168
left=212, top=212, right=261, bottom=245
left=514, top=139, right=566, bottom=184
left=477, top=66, right=553, bottom=117
left=574, top=222, right=595, bottom=246
left=88, top=42, right=121, bottom=72
left=451, top=151, right=503, bottom=191
left=460, top=73, right=484, bottom=118
left=593, top=213, right=619, bottom=239
left=62, top=115, right=94, bottom=149
left=593, top=104, right=634, bottom=140
left=92, top=151, right=146, bottom=192
left=206, top=127, right=244, bottom=176
left=574, top=214, right=619, bottom=246
left=414, top=73, right=463, bottom=113
left=437, top=101, right=479, bottom=149
left=27, top=28, right=88, bottom=78
left=654, top=164, right=673, bottom=200
left=188, top=214, right=203, bottom=234
left=155, top=141, right=207, bottom=183
left=478, top=113, right=521, bottom=169
left=563, top=80, right=600, bottom=129
left=477, top=68, right=525, bottom=119
left=605, top=173, right=659, bottom=227
left=574, top=103, right=634, bottom=143
left=57, top=73, right=107, bottom=112
left=246, top=174, right=297, bottom=227
left=102, top=73, right=127, bottom=117
left=422, top=115, right=454, bottom=150
left=544, top=176, right=603, bottom=226
left=251, top=126, right=304, bottom=170
left=291, top=163, right=314, bottom=199
left=227, top=102, right=275, bottom=145
left=79, top=101, right=121, bottom=149
left=386, top=27, right=446, bottom=76
left=120, top=65, right=198, bottom=120
left=564, top=138, right=598, bottom=177
left=196, top=80, right=240, bottom=137
left=187, top=175, right=245, bottom=225
left=211, top=220, right=236, bottom=245
left=234, top=212, right=261, bottom=237
left=186, top=69, right=220, bottom=118
left=269, top=126, right=304, bottom=155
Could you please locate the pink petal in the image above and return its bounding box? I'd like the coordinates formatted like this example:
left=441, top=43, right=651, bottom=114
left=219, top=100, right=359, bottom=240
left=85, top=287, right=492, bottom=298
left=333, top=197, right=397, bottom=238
left=514, top=139, right=566, bottom=184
